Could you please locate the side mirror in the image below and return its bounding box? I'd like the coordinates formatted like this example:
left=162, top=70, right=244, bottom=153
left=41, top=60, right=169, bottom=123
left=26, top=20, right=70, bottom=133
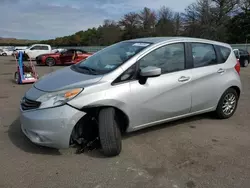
left=140, top=66, right=161, bottom=78
left=139, top=66, right=161, bottom=85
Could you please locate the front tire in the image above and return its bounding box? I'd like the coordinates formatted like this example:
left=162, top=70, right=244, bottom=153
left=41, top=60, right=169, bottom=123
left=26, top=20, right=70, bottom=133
left=98, top=108, right=122, bottom=157
left=2, top=53, right=7, bottom=56
left=45, top=57, right=56, bottom=66
left=215, top=88, right=239, bottom=119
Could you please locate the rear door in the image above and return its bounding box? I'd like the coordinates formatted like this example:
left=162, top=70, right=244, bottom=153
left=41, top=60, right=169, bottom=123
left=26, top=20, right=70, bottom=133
left=189, top=42, right=230, bottom=113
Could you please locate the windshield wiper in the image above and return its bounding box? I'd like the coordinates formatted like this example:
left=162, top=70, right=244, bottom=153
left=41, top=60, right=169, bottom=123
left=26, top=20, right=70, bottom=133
left=79, top=66, right=100, bottom=75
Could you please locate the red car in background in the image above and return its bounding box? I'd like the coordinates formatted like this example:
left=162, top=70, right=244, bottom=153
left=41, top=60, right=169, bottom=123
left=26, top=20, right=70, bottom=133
left=36, top=49, right=93, bottom=66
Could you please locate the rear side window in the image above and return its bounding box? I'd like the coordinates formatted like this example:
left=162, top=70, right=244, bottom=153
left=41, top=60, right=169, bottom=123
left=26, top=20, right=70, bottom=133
left=217, top=46, right=231, bottom=63
left=191, top=43, right=217, bottom=68
left=40, top=46, right=49, bottom=50
left=239, top=49, right=248, bottom=55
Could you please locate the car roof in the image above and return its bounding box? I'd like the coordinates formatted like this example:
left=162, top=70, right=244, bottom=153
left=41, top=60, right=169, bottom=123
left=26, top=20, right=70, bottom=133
left=125, top=37, right=231, bottom=48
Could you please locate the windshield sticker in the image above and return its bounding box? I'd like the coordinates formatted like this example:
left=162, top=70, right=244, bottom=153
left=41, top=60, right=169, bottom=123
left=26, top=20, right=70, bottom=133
left=105, top=64, right=117, bottom=69
left=132, top=43, right=150, bottom=47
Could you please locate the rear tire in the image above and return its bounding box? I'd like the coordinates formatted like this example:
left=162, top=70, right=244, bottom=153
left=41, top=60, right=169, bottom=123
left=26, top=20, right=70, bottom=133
left=243, top=59, right=249, bottom=67
left=45, top=57, right=56, bottom=66
left=215, top=88, right=239, bottom=119
left=2, top=53, right=7, bottom=56
left=14, top=72, right=20, bottom=84
left=98, top=108, right=122, bottom=157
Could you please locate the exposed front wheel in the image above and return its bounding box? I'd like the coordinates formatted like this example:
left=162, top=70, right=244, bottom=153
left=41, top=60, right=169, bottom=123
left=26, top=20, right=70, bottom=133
left=215, top=88, right=239, bottom=119
left=98, top=108, right=122, bottom=157
left=45, top=57, right=56, bottom=66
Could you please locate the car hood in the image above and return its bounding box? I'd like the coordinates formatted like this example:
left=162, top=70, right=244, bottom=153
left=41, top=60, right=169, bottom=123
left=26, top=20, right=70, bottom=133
left=34, top=66, right=103, bottom=92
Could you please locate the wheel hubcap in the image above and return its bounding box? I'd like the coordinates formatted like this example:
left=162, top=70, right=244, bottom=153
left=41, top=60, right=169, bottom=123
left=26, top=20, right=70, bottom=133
left=222, top=93, right=236, bottom=116
left=47, top=59, right=54, bottom=66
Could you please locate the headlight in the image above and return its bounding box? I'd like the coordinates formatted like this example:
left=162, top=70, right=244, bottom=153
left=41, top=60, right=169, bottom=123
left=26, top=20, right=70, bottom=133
left=37, top=88, right=83, bottom=109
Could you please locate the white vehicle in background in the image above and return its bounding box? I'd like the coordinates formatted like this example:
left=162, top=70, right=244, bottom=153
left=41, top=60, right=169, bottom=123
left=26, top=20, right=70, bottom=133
left=12, top=46, right=28, bottom=57
left=24, top=44, right=52, bottom=60
left=0, top=48, right=14, bottom=56
left=13, top=46, right=28, bottom=53
left=51, top=48, right=65, bottom=53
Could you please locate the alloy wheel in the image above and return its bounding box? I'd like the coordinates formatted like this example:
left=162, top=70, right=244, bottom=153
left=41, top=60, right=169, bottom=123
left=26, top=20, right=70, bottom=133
left=222, top=93, right=237, bottom=116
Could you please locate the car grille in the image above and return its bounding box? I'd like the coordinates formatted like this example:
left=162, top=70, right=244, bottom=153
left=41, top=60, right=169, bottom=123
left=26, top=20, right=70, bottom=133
left=21, top=97, right=41, bottom=111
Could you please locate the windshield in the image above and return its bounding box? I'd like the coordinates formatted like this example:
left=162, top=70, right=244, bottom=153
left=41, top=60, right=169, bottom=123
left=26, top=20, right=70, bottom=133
left=73, top=41, right=152, bottom=74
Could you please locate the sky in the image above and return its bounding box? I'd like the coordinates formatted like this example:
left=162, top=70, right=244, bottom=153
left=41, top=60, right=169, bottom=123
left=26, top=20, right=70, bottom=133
left=0, top=0, right=194, bottom=40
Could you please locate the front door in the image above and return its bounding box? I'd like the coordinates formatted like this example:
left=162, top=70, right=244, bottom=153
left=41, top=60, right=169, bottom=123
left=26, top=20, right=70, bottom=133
left=127, top=42, right=192, bottom=130
left=60, top=50, right=74, bottom=64
left=26, top=45, right=40, bottom=59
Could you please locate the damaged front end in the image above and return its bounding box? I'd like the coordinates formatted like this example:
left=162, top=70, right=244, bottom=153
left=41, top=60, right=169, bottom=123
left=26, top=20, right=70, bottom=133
left=70, top=114, right=100, bottom=154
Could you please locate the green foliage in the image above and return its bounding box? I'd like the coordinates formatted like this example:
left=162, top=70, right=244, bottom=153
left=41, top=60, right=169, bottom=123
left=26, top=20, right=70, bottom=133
left=227, top=10, right=250, bottom=43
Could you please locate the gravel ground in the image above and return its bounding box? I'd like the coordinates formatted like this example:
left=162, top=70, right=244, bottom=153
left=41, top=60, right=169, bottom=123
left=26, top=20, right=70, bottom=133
left=1, top=56, right=250, bottom=188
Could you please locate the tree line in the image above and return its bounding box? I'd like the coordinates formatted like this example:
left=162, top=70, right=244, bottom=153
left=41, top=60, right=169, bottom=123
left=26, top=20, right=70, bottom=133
left=2, top=0, right=250, bottom=46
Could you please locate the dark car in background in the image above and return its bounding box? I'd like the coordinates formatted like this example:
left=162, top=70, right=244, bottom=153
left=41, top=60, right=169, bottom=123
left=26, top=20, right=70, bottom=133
left=233, top=48, right=250, bottom=67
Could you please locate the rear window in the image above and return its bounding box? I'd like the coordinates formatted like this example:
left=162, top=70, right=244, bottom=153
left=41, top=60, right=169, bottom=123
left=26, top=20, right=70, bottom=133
left=217, top=46, right=231, bottom=63
left=239, top=49, right=248, bottom=55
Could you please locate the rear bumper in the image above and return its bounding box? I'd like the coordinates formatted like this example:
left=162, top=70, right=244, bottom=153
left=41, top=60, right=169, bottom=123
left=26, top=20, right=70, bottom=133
left=20, top=104, right=86, bottom=149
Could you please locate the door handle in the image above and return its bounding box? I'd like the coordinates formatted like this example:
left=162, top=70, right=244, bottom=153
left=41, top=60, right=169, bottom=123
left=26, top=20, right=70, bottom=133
left=217, top=68, right=225, bottom=73
left=178, top=76, right=190, bottom=82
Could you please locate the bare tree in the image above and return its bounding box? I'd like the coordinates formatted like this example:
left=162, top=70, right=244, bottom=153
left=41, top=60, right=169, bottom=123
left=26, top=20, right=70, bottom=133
left=99, top=20, right=121, bottom=45
left=239, top=0, right=250, bottom=12
left=119, top=12, right=142, bottom=39
left=181, top=2, right=203, bottom=37
left=211, top=0, right=239, bottom=23
left=173, top=12, right=182, bottom=35
left=139, top=7, right=157, bottom=30
left=119, top=12, right=141, bottom=29
left=210, top=0, right=239, bottom=40
left=156, top=6, right=175, bottom=36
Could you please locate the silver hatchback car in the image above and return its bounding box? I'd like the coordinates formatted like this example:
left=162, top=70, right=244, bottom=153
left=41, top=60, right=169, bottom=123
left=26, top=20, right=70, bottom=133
left=20, top=37, right=242, bottom=156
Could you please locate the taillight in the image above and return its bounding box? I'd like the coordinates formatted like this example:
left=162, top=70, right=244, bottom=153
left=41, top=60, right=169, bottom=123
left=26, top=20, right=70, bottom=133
left=235, top=59, right=240, bottom=75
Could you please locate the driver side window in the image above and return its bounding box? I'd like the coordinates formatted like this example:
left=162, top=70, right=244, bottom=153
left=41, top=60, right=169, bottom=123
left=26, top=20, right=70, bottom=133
left=138, top=43, right=185, bottom=74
